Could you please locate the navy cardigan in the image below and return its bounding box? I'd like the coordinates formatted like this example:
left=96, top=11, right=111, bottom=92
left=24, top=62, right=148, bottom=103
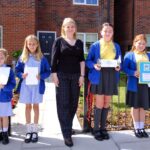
left=0, top=66, right=16, bottom=102
left=15, top=56, right=51, bottom=94
left=86, top=41, right=122, bottom=84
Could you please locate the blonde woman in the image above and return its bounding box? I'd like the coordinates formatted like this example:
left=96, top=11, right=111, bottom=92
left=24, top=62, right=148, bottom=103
left=15, top=35, right=50, bottom=143
left=51, top=18, right=85, bottom=147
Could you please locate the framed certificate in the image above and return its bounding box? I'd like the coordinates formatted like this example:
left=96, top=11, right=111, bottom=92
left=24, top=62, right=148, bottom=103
left=100, top=59, right=118, bottom=68
left=139, top=62, right=150, bottom=84
left=0, top=67, right=10, bottom=85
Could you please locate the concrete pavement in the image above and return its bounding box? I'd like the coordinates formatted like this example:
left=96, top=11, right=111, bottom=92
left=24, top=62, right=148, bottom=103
left=1, top=82, right=150, bottom=150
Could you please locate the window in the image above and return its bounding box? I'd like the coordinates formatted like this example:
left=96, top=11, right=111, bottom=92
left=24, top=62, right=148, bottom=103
left=73, top=0, right=98, bottom=6
left=77, top=33, right=98, bottom=53
left=146, top=34, right=150, bottom=52
left=0, top=26, right=2, bottom=48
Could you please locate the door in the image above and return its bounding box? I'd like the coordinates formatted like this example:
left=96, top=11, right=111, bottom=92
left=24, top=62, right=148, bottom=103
left=37, top=31, right=56, bottom=65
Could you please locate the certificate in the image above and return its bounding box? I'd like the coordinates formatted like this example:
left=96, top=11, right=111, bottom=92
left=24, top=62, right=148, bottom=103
left=100, top=59, right=118, bottom=68
left=24, top=67, right=39, bottom=85
left=0, top=67, right=10, bottom=85
left=139, top=62, right=150, bottom=84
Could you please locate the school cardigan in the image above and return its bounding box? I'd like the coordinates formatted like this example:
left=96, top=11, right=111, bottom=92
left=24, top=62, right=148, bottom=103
left=123, top=51, right=150, bottom=92
left=0, top=67, right=16, bottom=102
left=15, top=56, right=51, bottom=94
left=85, top=40, right=122, bottom=84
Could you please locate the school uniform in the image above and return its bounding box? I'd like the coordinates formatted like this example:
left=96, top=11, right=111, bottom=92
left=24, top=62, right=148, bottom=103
left=15, top=55, right=51, bottom=103
left=0, top=65, right=16, bottom=117
left=123, top=51, right=150, bottom=110
left=86, top=39, right=122, bottom=95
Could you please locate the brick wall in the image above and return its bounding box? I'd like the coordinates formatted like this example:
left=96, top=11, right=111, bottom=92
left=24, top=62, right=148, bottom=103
left=0, top=0, right=37, bottom=63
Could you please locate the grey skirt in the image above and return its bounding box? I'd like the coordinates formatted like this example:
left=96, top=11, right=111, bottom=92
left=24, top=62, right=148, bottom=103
left=90, top=68, right=118, bottom=95
left=126, top=84, right=150, bottom=110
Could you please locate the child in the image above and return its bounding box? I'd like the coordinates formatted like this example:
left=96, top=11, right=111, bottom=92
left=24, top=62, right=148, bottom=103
left=86, top=23, right=121, bottom=141
left=0, top=48, right=16, bottom=144
left=15, top=35, right=50, bottom=143
left=123, top=34, right=149, bottom=138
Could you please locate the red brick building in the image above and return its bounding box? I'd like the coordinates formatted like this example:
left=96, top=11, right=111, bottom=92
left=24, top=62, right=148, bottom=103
left=0, top=0, right=150, bottom=63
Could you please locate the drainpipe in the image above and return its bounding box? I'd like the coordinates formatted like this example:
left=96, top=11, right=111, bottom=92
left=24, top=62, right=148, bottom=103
left=132, top=0, right=135, bottom=39
left=107, top=0, right=110, bottom=23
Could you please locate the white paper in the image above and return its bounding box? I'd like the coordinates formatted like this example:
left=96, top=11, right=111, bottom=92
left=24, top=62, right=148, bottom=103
left=24, top=67, right=39, bottom=85
left=0, top=67, right=10, bottom=85
left=142, top=73, right=150, bottom=81
left=100, top=59, right=118, bottom=68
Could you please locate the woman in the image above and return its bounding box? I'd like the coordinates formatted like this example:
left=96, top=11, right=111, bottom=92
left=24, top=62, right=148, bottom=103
left=51, top=18, right=85, bottom=147
left=86, top=23, right=122, bottom=141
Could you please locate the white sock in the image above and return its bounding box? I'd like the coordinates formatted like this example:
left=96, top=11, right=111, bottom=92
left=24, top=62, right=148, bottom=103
left=139, top=122, right=144, bottom=129
left=3, top=127, right=8, bottom=132
left=32, top=124, right=38, bottom=133
left=133, top=122, right=140, bottom=129
left=26, top=124, right=32, bottom=133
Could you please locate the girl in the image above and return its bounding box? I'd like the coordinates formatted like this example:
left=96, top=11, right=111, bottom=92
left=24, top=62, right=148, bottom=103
left=15, top=35, right=50, bottom=143
left=123, top=34, right=149, bottom=138
left=86, top=23, right=121, bottom=141
left=0, top=48, right=16, bottom=145
left=51, top=18, right=85, bottom=147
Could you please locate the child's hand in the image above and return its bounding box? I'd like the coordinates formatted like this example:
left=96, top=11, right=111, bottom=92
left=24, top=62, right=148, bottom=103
left=36, top=74, right=40, bottom=80
left=0, top=84, right=4, bottom=89
left=134, top=71, right=140, bottom=78
left=94, top=64, right=101, bottom=71
left=22, top=73, right=28, bottom=79
left=115, top=66, right=120, bottom=71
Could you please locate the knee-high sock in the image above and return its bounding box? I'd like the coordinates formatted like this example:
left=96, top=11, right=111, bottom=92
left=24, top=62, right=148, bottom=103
left=94, top=107, right=102, bottom=131
left=100, top=108, right=109, bottom=130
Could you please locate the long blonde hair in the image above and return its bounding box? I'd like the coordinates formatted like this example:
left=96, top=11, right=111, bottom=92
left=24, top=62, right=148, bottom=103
left=0, top=48, right=8, bottom=63
left=131, top=34, right=147, bottom=51
left=21, top=35, right=43, bottom=63
left=61, top=17, right=77, bottom=39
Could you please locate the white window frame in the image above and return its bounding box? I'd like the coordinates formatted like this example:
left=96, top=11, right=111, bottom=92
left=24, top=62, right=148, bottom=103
left=0, top=26, right=3, bottom=48
left=37, top=31, right=57, bottom=39
left=77, top=32, right=98, bottom=53
left=73, top=0, right=99, bottom=6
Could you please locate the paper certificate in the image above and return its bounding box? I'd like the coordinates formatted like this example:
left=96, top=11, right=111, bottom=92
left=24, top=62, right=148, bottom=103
left=100, top=59, right=118, bottom=68
left=139, top=62, right=150, bottom=84
left=24, top=67, right=39, bottom=85
left=0, top=67, right=10, bottom=85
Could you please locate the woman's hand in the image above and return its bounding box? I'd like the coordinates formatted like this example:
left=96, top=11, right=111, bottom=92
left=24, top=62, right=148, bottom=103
left=52, top=73, right=59, bottom=87
left=22, top=73, right=28, bottom=79
left=79, top=76, right=84, bottom=87
left=115, top=66, right=120, bottom=71
left=94, top=64, right=101, bottom=71
left=134, top=71, right=140, bottom=78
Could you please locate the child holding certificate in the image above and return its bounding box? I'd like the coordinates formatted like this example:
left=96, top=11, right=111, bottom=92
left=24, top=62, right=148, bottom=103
left=0, top=48, right=16, bottom=145
left=86, top=23, right=122, bottom=141
left=15, top=35, right=50, bottom=143
left=123, top=34, right=150, bottom=138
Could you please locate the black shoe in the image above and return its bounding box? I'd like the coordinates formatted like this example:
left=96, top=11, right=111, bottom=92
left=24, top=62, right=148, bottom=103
left=24, top=133, right=32, bottom=143
left=64, top=137, right=73, bottom=147
left=101, top=129, right=109, bottom=140
left=31, top=132, right=38, bottom=143
left=140, top=129, right=149, bottom=138
left=0, top=132, right=3, bottom=141
left=2, top=132, right=9, bottom=145
left=93, top=130, right=103, bottom=141
left=134, top=129, right=143, bottom=138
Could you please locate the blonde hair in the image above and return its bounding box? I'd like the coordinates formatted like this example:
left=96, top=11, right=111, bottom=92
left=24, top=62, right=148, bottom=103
left=21, top=34, right=43, bottom=63
left=0, top=48, right=8, bottom=63
left=131, top=34, right=147, bottom=51
left=61, top=17, right=77, bottom=39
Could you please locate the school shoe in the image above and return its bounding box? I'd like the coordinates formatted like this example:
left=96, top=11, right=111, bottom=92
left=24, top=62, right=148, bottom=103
left=0, top=132, right=3, bottom=141
left=93, top=130, right=103, bottom=141
left=134, top=129, right=143, bottom=138
left=140, top=129, right=149, bottom=138
left=2, top=132, right=9, bottom=145
left=64, top=137, right=73, bottom=147
left=31, top=132, right=38, bottom=143
left=101, top=129, right=109, bottom=140
left=24, top=133, right=32, bottom=143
